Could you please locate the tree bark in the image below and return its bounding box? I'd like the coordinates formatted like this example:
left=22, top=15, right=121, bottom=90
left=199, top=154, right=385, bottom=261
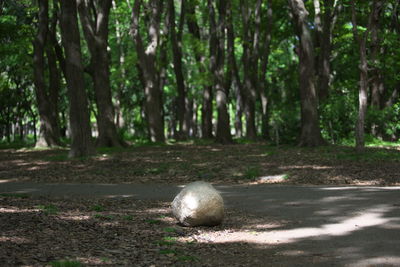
left=168, top=0, right=189, bottom=140
left=350, top=0, right=377, bottom=152
left=226, top=2, right=243, bottom=138
left=369, top=0, right=384, bottom=109
left=77, top=0, right=125, bottom=147
left=289, top=0, right=325, bottom=147
left=186, top=0, right=213, bottom=139
left=131, top=0, right=165, bottom=142
left=32, top=0, right=61, bottom=147
left=313, top=0, right=337, bottom=101
left=209, top=0, right=232, bottom=144
left=111, top=0, right=126, bottom=130
left=240, top=0, right=258, bottom=140
left=59, top=0, right=94, bottom=157
left=258, top=0, right=273, bottom=140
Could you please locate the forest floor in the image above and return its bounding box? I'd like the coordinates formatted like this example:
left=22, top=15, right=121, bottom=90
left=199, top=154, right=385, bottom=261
left=1, top=142, right=400, bottom=185
left=1, top=143, right=400, bottom=266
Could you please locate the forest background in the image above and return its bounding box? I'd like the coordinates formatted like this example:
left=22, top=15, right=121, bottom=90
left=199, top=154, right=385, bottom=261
left=1, top=0, right=400, bottom=157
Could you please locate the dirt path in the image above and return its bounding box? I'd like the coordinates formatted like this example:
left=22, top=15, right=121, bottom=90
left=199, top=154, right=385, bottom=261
left=2, top=182, right=400, bottom=266
left=1, top=144, right=400, bottom=266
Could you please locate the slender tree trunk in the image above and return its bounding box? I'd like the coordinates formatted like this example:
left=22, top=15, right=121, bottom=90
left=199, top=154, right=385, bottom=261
left=32, top=0, right=61, bottom=147
left=289, top=0, right=325, bottom=147
left=313, top=0, right=340, bottom=101
left=240, top=0, right=257, bottom=140
left=168, top=0, right=188, bottom=140
left=209, top=0, right=232, bottom=144
left=46, top=2, right=62, bottom=143
left=59, top=0, right=94, bottom=157
left=191, top=101, right=198, bottom=137
left=77, top=0, right=124, bottom=147
left=385, top=85, right=399, bottom=108
left=186, top=1, right=213, bottom=139
left=112, top=0, right=126, bottom=130
left=350, top=0, right=372, bottom=152
left=226, top=3, right=243, bottom=138
left=370, top=1, right=384, bottom=109
left=131, top=0, right=165, bottom=142
left=259, top=0, right=273, bottom=140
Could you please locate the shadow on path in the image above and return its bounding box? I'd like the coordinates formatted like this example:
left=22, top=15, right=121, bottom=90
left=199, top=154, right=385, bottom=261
left=1, top=182, right=400, bottom=266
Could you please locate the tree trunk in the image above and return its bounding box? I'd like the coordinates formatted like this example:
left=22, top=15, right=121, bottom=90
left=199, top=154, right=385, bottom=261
left=112, top=0, right=127, bottom=130
left=240, top=0, right=258, bottom=140
left=32, top=0, right=61, bottom=147
left=369, top=0, right=384, bottom=109
left=226, top=2, right=243, bottom=138
left=191, top=101, right=199, bottom=137
left=168, top=0, right=188, bottom=140
left=186, top=1, right=213, bottom=139
left=289, top=0, right=325, bottom=147
left=131, top=0, right=165, bottom=143
left=350, top=0, right=378, bottom=152
left=209, top=0, right=232, bottom=144
left=258, top=0, right=273, bottom=140
left=77, top=0, right=124, bottom=147
left=59, top=0, right=94, bottom=157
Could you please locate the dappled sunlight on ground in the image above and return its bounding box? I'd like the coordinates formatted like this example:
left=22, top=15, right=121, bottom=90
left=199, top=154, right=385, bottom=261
left=1, top=143, right=400, bottom=185
left=0, top=236, right=31, bottom=244
left=349, top=257, right=400, bottom=267
left=0, top=207, right=39, bottom=213
left=186, top=203, right=399, bottom=246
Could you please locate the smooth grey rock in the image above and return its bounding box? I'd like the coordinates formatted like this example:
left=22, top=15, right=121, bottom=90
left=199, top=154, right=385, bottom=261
left=171, top=181, right=224, bottom=227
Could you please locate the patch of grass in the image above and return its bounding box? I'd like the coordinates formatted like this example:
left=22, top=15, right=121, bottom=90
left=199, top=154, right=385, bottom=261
left=97, top=146, right=132, bottom=155
left=49, top=260, right=83, bottom=267
left=146, top=219, right=161, bottom=224
left=44, top=153, right=69, bottom=162
left=100, top=257, right=110, bottom=263
left=146, top=163, right=169, bottom=175
left=122, top=215, right=134, bottom=220
left=90, top=205, right=105, bottom=212
left=331, top=148, right=400, bottom=162
left=243, top=166, right=261, bottom=180
left=159, top=249, right=178, bottom=255
left=233, top=138, right=258, bottom=144
left=36, top=204, right=59, bottom=215
left=0, top=139, right=35, bottom=150
left=163, top=227, right=176, bottom=233
left=0, top=193, right=29, bottom=199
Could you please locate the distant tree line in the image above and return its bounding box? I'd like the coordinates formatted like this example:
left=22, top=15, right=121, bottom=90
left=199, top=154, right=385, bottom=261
left=0, top=0, right=399, bottom=156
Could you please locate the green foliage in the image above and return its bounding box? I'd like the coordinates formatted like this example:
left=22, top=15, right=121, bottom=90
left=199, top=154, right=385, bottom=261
left=243, top=166, right=261, bottom=180
left=2, top=0, right=400, bottom=149
left=90, top=205, right=105, bottom=212
left=146, top=219, right=162, bottom=224
left=367, top=104, right=400, bottom=139
left=320, top=92, right=357, bottom=144
left=36, top=204, right=59, bottom=215
left=163, top=227, right=177, bottom=233
left=122, top=215, right=134, bottom=220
